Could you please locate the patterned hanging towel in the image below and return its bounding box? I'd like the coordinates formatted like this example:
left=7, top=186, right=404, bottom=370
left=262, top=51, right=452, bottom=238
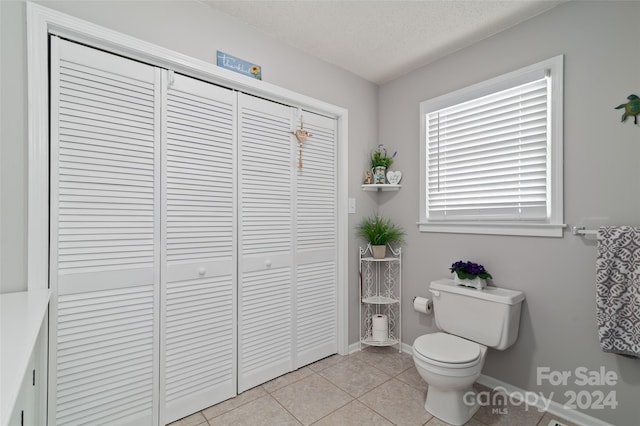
left=596, top=226, right=640, bottom=358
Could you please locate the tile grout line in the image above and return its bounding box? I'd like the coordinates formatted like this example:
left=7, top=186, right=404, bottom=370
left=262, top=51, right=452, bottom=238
left=263, top=391, right=305, bottom=426
left=199, top=385, right=267, bottom=424
left=309, top=354, right=398, bottom=425
left=349, top=349, right=418, bottom=425
left=351, top=362, right=415, bottom=426
left=266, top=370, right=355, bottom=426
left=287, top=355, right=397, bottom=425
left=316, top=365, right=399, bottom=426
left=307, top=397, right=355, bottom=425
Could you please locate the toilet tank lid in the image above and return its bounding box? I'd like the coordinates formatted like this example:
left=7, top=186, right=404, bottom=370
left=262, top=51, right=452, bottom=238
left=430, top=279, right=525, bottom=305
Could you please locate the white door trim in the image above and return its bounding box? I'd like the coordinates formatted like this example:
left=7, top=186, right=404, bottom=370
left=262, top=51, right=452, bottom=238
left=26, top=2, right=349, bottom=357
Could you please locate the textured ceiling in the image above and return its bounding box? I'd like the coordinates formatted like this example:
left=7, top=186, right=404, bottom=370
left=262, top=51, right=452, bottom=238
left=203, top=0, right=565, bottom=84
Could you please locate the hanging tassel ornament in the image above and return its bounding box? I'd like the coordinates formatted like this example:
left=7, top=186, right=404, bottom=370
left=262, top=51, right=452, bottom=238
left=290, top=113, right=312, bottom=169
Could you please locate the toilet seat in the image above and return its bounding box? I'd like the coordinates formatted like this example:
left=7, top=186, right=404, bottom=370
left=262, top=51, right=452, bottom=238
left=414, top=332, right=482, bottom=368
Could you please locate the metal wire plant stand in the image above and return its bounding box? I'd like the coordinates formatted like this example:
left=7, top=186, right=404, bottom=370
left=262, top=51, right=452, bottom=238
left=359, top=244, right=401, bottom=352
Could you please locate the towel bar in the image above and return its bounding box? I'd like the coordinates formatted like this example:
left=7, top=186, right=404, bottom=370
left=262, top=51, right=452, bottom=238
left=572, top=226, right=598, bottom=236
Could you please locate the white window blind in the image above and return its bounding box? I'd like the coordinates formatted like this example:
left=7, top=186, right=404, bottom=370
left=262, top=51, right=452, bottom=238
left=426, top=77, right=549, bottom=220
left=419, top=55, right=564, bottom=237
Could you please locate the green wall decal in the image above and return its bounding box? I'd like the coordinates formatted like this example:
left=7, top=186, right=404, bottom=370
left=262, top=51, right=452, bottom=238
left=615, top=94, right=640, bottom=124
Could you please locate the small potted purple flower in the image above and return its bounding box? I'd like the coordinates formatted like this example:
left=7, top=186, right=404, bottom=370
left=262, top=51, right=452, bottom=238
left=449, top=260, right=492, bottom=290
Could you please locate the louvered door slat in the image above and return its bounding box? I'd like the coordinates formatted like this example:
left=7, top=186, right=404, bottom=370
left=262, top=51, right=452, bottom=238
left=295, top=112, right=338, bottom=367
left=162, top=73, right=236, bottom=424
left=238, top=94, right=294, bottom=392
left=50, top=38, right=159, bottom=426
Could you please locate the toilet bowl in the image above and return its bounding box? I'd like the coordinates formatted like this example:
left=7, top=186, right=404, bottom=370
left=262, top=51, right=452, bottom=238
left=412, top=279, right=525, bottom=426
left=413, top=332, right=488, bottom=425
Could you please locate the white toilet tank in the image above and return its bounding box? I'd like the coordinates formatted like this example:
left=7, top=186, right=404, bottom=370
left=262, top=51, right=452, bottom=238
left=429, top=279, right=525, bottom=350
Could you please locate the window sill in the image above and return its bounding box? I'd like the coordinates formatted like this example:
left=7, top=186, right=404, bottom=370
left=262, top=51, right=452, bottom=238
left=417, top=221, right=566, bottom=238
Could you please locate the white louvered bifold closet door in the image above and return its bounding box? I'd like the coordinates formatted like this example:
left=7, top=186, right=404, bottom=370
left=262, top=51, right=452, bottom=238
left=238, top=94, right=294, bottom=392
left=161, top=73, right=236, bottom=424
left=293, top=111, right=338, bottom=367
left=49, top=37, right=160, bottom=426
left=50, top=36, right=339, bottom=422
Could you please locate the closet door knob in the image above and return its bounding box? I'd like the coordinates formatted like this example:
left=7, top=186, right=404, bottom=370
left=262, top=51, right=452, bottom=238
left=198, top=267, right=206, bottom=276
left=265, top=260, right=272, bottom=268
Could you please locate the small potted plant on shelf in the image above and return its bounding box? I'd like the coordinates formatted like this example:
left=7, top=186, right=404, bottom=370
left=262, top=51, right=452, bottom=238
left=356, top=214, right=405, bottom=259
left=370, top=144, right=397, bottom=185
left=450, top=260, right=492, bottom=290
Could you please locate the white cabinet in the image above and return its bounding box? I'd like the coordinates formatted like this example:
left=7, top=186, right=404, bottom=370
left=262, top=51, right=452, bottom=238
left=7, top=352, right=35, bottom=426
left=1, top=290, right=50, bottom=426
left=358, top=246, right=401, bottom=351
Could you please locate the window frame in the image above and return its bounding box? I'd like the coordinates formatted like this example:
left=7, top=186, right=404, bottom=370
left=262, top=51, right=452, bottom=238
left=418, top=55, right=564, bottom=238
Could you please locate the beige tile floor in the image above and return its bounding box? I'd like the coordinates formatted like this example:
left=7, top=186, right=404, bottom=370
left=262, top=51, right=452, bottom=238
left=168, top=346, right=579, bottom=426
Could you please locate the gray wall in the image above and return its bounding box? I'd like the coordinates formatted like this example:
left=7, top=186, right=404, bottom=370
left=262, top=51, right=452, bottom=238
left=0, top=0, right=29, bottom=294
left=2, top=0, right=638, bottom=423
left=379, top=2, right=639, bottom=424
left=0, top=0, right=378, bottom=349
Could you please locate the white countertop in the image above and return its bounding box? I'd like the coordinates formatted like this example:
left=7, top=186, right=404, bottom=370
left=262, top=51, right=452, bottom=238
left=0, top=290, right=51, bottom=426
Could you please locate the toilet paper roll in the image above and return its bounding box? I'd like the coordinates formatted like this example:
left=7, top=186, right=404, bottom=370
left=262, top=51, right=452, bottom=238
left=413, top=296, right=433, bottom=314
left=372, top=314, right=388, bottom=342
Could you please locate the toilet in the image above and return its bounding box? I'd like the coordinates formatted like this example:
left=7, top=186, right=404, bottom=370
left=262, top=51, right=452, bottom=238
left=412, top=279, right=525, bottom=426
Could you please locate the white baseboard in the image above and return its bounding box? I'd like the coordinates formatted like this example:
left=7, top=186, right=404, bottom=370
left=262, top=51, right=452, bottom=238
left=398, top=343, right=612, bottom=426
left=474, top=375, right=614, bottom=426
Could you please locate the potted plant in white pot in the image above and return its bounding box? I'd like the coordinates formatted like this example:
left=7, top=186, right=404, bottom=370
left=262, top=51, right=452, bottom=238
left=449, top=260, right=493, bottom=290
left=356, top=214, right=405, bottom=259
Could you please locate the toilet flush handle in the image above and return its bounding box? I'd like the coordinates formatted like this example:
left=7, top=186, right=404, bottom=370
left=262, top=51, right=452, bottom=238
left=431, top=290, right=440, bottom=298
